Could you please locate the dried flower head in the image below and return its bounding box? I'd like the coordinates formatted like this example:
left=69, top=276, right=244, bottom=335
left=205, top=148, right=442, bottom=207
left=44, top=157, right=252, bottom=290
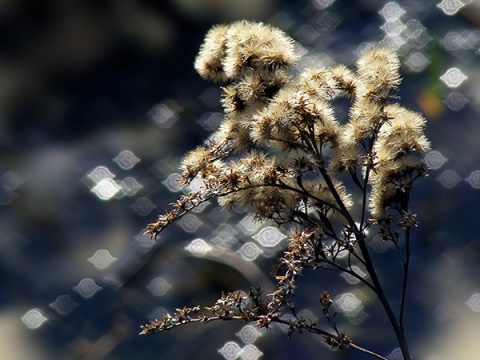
left=368, top=104, right=430, bottom=217
left=356, top=47, right=401, bottom=101
left=194, top=21, right=297, bottom=82
left=194, top=25, right=229, bottom=82
left=222, top=20, right=298, bottom=79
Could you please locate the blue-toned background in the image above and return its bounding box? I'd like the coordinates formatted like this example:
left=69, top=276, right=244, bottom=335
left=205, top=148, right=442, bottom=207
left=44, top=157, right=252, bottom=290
left=2, top=1, right=480, bottom=359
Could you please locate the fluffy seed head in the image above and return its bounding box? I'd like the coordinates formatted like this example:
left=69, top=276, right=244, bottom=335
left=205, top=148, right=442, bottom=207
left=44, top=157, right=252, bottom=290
left=222, top=21, right=298, bottom=79
left=356, top=47, right=401, bottom=101
left=194, top=25, right=229, bottom=82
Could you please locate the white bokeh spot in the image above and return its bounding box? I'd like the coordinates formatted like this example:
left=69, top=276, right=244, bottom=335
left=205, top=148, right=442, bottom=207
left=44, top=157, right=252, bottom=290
left=22, top=309, right=48, bottom=329
left=440, top=68, right=468, bottom=88
left=73, top=278, right=103, bottom=299
left=87, top=249, right=117, bottom=270
left=113, top=150, right=140, bottom=170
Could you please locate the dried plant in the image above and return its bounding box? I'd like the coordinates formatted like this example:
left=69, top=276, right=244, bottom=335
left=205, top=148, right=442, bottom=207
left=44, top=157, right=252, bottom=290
left=140, top=21, right=430, bottom=360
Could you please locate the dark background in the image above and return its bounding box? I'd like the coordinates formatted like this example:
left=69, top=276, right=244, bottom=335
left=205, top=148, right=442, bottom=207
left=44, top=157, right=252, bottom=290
left=1, top=0, right=480, bottom=359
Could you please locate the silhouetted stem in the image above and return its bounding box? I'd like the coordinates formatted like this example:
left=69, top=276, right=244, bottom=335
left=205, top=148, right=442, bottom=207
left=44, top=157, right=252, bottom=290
left=318, top=167, right=412, bottom=360
left=399, top=228, right=410, bottom=329
left=356, top=234, right=412, bottom=360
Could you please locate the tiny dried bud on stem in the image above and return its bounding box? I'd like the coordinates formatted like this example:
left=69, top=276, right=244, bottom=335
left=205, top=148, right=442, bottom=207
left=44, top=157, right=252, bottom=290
left=320, top=291, right=333, bottom=308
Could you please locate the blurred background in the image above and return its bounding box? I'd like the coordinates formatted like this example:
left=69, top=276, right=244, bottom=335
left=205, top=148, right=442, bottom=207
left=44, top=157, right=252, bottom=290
left=1, top=0, right=480, bottom=359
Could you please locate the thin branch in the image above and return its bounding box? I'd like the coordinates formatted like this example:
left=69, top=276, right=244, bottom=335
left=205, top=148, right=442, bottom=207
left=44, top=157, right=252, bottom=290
left=312, top=260, right=376, bottom=291
left=141, top=311, right=386, bottom=359
left=399, top=227, right=410, bottom=329
left=355, top=232, right=411, bottom=360
left=349, top=343, right=389, bottom=360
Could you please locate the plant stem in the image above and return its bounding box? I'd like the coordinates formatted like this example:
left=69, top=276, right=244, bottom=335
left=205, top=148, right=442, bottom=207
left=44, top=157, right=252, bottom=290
left=356, top=233, right=412, bottom=360
left=306, top=130, right=412, bottom=359
left=399, top=228, right=410, bottom=329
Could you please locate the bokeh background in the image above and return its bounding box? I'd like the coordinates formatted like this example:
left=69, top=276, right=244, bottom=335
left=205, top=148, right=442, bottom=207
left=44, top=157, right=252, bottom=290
left=2, top=0, right=480, bottom=359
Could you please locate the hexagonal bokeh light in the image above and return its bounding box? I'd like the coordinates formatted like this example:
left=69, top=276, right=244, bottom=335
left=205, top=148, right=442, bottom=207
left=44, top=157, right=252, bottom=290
left=185, top=238, right=212, bottom=256
left=87, top=249, right=118, bottom=270
left=252, top=226, right=286, bottom=248
left=236, top=325, right=262, bottom=344
left=49, top=295, right=79, bottom=316
left=437, top=0, right=465, bottom=15
left=219, top=341, right=242, bottom=360
left=440, top=68, right=468, bottom=88
left=237, top=242, right=262, bottom=261
left=21, top=309, right=48, bottom=330
left=113, top=150, right=140, bottom=170
left=72, top=278, right=103, bottom=299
